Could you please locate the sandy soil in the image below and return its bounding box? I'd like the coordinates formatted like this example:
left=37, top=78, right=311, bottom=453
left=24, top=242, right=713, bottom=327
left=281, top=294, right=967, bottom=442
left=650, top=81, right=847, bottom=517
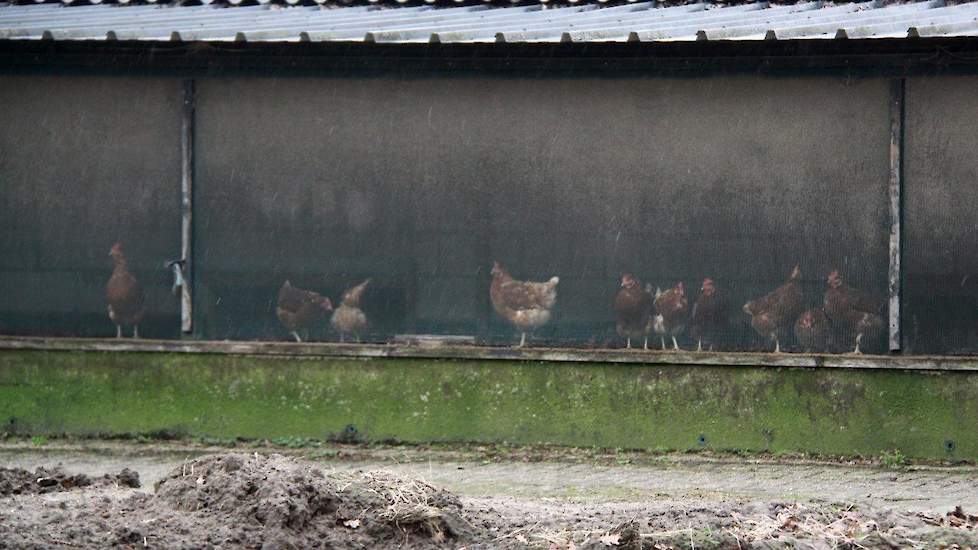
left=2, top=443, right=978, bottom=549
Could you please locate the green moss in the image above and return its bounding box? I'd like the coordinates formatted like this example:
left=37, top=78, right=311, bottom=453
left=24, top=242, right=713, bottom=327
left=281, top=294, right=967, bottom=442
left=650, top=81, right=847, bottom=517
left=1, top=349, right=976, bottom=460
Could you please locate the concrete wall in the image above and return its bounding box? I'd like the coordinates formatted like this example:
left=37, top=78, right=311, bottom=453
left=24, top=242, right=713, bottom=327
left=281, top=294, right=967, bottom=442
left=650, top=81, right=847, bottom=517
left=0, top=76, right=183, bottom=339
left=1, top=349, right=972, bottom=460
left=904, top=77, right=978, bottom=355
left=195, top=75, right=890, bottom=348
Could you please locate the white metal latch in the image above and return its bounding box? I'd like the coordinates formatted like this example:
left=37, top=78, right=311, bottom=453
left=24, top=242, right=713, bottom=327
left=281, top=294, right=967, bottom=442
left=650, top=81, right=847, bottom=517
left=166, top=258, right=193, bottom=334
left=166, top=258, right=186, bottom=295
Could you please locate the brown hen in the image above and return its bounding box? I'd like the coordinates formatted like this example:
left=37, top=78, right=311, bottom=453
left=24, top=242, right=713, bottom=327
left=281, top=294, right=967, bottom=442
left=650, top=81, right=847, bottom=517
left=331, top=279, right=370, bottom=343
left=614, top=273, right=653, bottom=350
left=824, top=270, right=884, bottom=354
left=653, top=282, right=689, bottom=351
left=691, top=278, right=727, bottom=352
left=106, top=242, right=145, bottom=339
left=490, top=261, right=559, bottom=347
left=276, top=280, right=333, bottom=342
left=743, top=265, right=804, bottom=353
left=794, top=308, right=833, bottom=353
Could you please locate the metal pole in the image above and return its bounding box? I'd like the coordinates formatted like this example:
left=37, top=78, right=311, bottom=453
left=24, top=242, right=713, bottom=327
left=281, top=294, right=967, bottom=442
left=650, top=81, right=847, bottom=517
left=180, top=78, right=195, bottom=335
left=888, top=78, right=904, bottom=353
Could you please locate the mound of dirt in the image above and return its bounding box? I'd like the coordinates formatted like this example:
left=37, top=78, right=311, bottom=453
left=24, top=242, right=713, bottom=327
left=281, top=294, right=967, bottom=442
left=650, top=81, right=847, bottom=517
left=153, top=453, right=479, bottom=548
left=6, top=452, right=978, bottom=549
left=0, top=453, right=481, bottom=549
left=0, top=465, right=139, bottom=496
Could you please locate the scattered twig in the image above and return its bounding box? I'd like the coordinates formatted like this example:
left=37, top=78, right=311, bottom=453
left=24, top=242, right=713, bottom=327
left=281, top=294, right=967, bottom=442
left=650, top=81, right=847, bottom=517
left=494, top=521, right=542, bottom=542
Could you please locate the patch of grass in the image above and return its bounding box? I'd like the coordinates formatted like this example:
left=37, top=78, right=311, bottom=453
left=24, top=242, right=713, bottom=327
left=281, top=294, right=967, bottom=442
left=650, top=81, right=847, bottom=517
left=305, top=449, right=339, bottom=460
left=270, top=436, right=323, bottom=449
left=30, top=435, right=47, bottom=447
left=881, top=449, right=909, bottom=469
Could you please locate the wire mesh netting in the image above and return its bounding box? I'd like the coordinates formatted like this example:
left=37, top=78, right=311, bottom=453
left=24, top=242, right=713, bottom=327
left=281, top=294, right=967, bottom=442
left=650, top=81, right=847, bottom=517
left=904, top=77, right=978, bottom=356
left=0, top=76, right=183, bottom=339
left=192, top=75, right=891, bottom=352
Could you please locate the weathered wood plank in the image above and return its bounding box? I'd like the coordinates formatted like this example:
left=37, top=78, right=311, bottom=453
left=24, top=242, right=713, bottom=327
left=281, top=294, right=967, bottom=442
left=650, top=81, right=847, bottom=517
left=888, top=78, right=904, bottom=352
left=2, top=335, right=978, bottom=372
left=180, top=79, right=195, bottom=335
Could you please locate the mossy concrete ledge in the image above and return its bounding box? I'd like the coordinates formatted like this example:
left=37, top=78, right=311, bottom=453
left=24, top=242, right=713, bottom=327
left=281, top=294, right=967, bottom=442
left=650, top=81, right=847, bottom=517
left=0, top=348, right=974, bottom=460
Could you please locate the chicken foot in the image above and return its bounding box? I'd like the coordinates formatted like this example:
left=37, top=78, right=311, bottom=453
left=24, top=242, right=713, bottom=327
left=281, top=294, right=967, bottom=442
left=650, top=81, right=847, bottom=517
left=850, top=333, right=864, bottom=355
left=115, top=325, right=122, bottom=339
left=660, top=337, right=667, bottom=351
left=695, top=340, right=716, bottom=352
left=643, top=337, right=649, bottom=350
left=518, top=332, right=527, bottom=348
left=773, top=336, right=782, bottom=353
left=291, top=331, right=302, bottom=343
left=133, top=325, right=139, bottom=339
left=626, top=338, right=632, bottom=349
left=671, top=336, right=681, bottom=351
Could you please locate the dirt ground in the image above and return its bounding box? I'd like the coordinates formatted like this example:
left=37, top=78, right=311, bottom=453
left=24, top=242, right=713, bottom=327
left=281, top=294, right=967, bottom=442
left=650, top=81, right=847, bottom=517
left=2, top=441, right=978, bottom=549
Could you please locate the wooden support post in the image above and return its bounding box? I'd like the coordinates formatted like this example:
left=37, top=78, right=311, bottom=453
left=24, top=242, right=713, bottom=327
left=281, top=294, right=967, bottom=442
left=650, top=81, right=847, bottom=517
left=888, top=79, right=904, bottom=352
left=180, top=79, right=195, bottom=335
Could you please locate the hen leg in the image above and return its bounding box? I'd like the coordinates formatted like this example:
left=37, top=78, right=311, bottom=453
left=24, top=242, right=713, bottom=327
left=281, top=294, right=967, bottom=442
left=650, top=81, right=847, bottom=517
left=773, top=335, right=782, bottom=354
left=660, top=337, right=667, bottom=351
left=133, top=325, right=139, bottom=339
left=851, top=333, right=863, bottom=355
left=292, top=331, right=302, bottom=343
left=643, top=337, right=649, bottom=351
left=518, top=332, right=527, bottom=348
left=672, top=336, right=680, bottom=351
left=626, top=338, right=632, bottom=349
left=115, top=325, right=122, bottom=339
left=696, top=339, right=703, bottom=352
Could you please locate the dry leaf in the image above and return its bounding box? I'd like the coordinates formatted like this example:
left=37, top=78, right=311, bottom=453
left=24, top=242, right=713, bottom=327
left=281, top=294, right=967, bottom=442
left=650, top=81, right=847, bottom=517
left=515, top=533, right=529, bottom=544
left=343, top=519, right=361, bottom=529
left=599, top=533, right=621, bottom=546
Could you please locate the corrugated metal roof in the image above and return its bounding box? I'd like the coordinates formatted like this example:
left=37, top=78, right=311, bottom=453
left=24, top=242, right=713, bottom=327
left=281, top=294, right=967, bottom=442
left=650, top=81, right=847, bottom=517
left=0, top=0, right=975, bottom=43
